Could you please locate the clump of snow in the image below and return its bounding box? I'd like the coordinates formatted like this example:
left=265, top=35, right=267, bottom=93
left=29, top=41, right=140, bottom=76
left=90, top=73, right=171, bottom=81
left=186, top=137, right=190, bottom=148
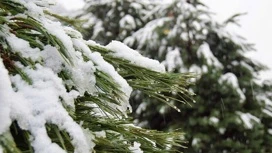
left=263, top=109, right=272, bottom=117
left=129, top=142, right=143, bottom=153
left=106, top=41, right=165, bottom=73
left=197, top=42, right=223, bottom=69
left=219, top=73, right=246, bottom=103
left=136, top=103, right=147, bottom=115
left=209, top=117, right=219, bottom=124
left=219, top=128, right=226, bottom=134
left=93, top=131, right=106, bottom=138
left=6, top=34, right=41, bottom=61
left=162, top=48, right=183, bottom=72
left=0, top=59, right=12, bottom=135
left=10, top=64, right=91, bottom=152
left=237, top=112, right=260, bottom=129
left=256, top=95, right=272, bottom=107
left=189, top=64, right=201, bottom=74
left=120, top=14, right=136, bottom=29
left=41, top=45, right=65, bottom=73
left=192, top=138, right=200, bottom=146
left=268, top=129, right=272, bottom=135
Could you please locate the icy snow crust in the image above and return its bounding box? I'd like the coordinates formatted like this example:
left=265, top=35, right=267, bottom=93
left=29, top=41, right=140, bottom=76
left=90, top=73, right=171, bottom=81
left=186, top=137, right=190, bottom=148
left=0, top=0, right=166, bottom=152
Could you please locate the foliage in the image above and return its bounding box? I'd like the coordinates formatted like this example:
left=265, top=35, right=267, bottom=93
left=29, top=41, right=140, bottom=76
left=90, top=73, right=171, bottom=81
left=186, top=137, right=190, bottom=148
left=0, top=0, right=194, bottom=152
left=78, top=0, right=272, bottom=152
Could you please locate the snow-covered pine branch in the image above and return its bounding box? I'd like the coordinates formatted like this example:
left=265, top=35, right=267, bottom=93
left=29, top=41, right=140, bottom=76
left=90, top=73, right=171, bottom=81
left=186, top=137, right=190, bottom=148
left=0, top=0, right=194, bottom=152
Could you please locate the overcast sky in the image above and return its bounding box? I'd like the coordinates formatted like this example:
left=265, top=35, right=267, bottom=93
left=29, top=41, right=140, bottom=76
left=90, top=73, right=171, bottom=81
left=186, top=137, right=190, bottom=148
left=205, top=0, right=272, bottom=80
left=57, top=0, right=272, bottom=80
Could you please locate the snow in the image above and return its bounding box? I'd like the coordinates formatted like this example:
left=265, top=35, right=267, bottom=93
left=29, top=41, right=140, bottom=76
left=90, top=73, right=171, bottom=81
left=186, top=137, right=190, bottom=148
left=268, top=129, right=272, bottom=135
left=6, top=34, right=41, bottom=61
left=120, top=15, right=136, bottom=29
left=219, top=73, right=246, bottom=103
left=41, top=45, right=64, bottom=73
left=129, top=142, right=143, bottom=153
left=124, top=17, right=172, bottom=49
left=41, top=19, right=75, bottom=63
left=0, top=1, right=111, bottom=152
left=93, top=131, right=106, bottom=138
left=162, top=48, right=183, bottom=72
left=75, top=40, right=133, bottom=114
left=209, top=117, right=219, bottom=124
left=263, top=109, right=272, bottom=117
left=192, top=138, right=200, bottom=146
left=9, top=64, right=91, bottom=153
left=106, top=41, right=166, bottom=73
left=219, top=128, right=226, bottom=134
left=0, top=59, right=12, bottom=135
left=256, top=95, right=272, bottom=107
left=136, top=103, right=147, bottom=115
left=92, top=21, right=104, bottom=39
left=237, top=112, right=260, bottom=129
left=197, top=42, right=223, bottom=69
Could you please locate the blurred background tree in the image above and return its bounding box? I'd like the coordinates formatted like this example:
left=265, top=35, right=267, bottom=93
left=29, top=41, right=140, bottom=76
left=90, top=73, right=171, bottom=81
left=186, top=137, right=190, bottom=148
left=77, top=0, right=272, bottom=152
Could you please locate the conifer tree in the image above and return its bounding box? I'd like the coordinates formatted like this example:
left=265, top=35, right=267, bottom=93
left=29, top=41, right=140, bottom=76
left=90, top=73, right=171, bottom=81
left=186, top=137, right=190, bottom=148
left=0, top=0, right=194, bottom=152
left=78, top=0, right=272, bottom=152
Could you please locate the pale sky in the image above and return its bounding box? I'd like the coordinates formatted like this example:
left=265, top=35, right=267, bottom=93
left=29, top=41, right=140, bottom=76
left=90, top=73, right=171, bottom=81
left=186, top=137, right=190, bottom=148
left=57, top=0, right=272, bottom=80
left=205, top=0, right=272, bottom=80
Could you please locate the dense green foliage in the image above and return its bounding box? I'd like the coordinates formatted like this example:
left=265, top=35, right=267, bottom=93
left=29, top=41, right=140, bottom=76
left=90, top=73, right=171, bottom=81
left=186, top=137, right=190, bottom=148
left=0, top=0, right=194, bottom=152
left=78, top=0, right=272, bottom=152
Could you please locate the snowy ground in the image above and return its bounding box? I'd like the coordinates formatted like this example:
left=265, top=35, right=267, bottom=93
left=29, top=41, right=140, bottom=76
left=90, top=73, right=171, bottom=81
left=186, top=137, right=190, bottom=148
left=57, top=0, right=272, bottom=81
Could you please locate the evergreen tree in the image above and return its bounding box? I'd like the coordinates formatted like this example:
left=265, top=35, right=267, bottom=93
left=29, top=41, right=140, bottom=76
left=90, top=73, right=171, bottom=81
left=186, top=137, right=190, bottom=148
left=78, top=0, right=272, bottom=152
left=75, top=0, right=153, bottom=45
left=0, top=0, right=194, bottom=152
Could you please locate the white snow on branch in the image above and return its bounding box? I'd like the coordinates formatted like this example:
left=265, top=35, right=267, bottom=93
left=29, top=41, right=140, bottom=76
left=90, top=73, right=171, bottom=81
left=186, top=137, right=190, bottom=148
left=6, top=34, right=41, bottom=61
left=120, top=14, right=136, bottom=29
left=268, top=129, right=272, bottom=135
left=129, top=142, right=143, bottom=153
left=75, top=39, right=133, bottom=114
left=237, top=111, right=260, bottom=129
left=209, top=117, right=219, bottom=125
left=219, top=73, right=246, bottom=103
left=162, top=48, right=183, bottom=72
left=197, top=42, right=223, bottom=69
left=263, top=109, right=272, bottom=117
left=124, top=17, right=172, bottom=49
left=0, top=59, right=12, bottom=135
left=9, top=64, right=91, bottom=153
left=256, top=94, right=272, bottom=107
left=106, top=40, right=165, bottom=72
